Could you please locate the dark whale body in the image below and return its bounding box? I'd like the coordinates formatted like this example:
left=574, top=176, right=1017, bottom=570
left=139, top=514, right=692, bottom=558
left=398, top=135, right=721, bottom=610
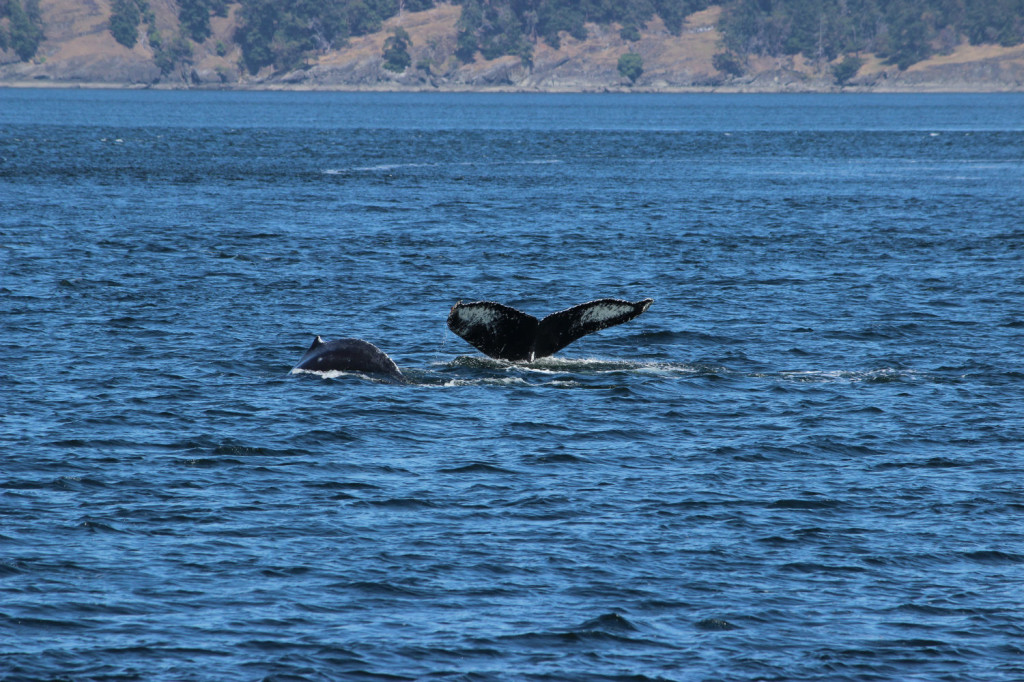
left=447, top=298, right=653, bottom=362
left=292, top=336, right=404, bottom=382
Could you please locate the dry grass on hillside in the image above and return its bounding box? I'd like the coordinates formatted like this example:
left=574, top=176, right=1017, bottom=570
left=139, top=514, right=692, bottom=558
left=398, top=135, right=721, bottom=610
left=7, top=1, right=1024, bottom=90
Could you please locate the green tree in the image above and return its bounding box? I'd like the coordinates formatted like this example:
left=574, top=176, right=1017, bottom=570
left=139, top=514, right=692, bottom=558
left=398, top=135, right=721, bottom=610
left=6, top=0, right=45, bottom=61
left=617, top=51, right=643, bottom=83
left=382, top=26, right=412, bottom=71
left=306, top=0, right=351, bottom=51
left=454, top=0, right=483, bottom=62
left=346, top=0, right=386, bottom=36
left=651, top=0, right=711, bottom=35
left=179, top=0, right=213, bottom=42
left=234, top=0, right=429, bottom=74
left=536, top=0, right=587, bottom=49
left=110, top=0, right=142, bottom=48
left=718, top=0, right=786, bottom=56
left=154, top=32, right=193, bottom=75
left=453, top=0, right=531, bottom=63
left=455, top=30, right=479, bottom=62
left=479, top=2, right=529, bottom=60
left=712, top=50, right=744, bottom=76
left=964, top=0, right=1024, bottom=46
left=234, top=0, right=277, bottom=73
left=882, top=0, right=932, bottom=69
left=620, top=24, right=641, bottom=41
left=831, top=54, right=863, bottom=84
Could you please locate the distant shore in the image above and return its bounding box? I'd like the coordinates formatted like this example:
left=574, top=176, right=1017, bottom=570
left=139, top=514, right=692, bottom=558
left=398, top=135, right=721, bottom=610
left=4, top=79, right=1022, bottom=94
left=4, top=3, right=1024, bottom=98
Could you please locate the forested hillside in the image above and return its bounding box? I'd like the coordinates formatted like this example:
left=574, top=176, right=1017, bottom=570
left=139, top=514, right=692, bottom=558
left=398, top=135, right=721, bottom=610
left=719, top=0, right=1024, bottom=71
left=94, top=0, right=712, bottom=75
left=2, top=0, right=1024, bottom=88
left=102, top=0, right=1024, bottom=73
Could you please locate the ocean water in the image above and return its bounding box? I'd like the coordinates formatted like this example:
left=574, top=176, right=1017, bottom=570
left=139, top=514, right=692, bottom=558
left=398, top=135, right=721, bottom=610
left=2, top=89, right=1024, bottom=680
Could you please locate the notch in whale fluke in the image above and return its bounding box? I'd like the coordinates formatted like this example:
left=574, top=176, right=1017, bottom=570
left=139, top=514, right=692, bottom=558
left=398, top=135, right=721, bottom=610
left=447, top=297, right=653, bottom=362
left=292, top=336, right=405, bottom=382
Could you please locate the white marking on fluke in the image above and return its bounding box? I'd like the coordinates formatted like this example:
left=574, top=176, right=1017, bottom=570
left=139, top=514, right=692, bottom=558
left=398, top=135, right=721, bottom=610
left=578, top=302, right=632, bottom=327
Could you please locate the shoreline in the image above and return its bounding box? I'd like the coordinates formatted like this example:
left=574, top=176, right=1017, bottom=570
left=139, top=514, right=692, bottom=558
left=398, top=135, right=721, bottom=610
left=4, top=79, right=1023, bottom=94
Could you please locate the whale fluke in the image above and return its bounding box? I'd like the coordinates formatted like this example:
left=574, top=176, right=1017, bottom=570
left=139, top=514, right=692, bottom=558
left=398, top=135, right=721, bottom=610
left=292, top=336, right=404, bottom=382
left=447, top=298, right=653, bottom=362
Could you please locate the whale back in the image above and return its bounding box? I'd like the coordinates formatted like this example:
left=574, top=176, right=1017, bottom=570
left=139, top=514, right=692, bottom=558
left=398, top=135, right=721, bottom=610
left=293, top=337, right=404, bottom=382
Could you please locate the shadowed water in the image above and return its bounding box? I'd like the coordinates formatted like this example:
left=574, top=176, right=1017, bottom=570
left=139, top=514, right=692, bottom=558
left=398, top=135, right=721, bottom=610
left=2, top=90, right=1024, bottom=680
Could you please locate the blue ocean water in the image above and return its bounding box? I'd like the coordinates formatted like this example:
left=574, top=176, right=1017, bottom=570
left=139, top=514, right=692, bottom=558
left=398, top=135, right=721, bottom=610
left=2, top=89, right=1024, bottom=680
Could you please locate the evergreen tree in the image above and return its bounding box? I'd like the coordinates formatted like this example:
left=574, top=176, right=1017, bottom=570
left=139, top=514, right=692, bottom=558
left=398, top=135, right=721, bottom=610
left=234, top=0, right=432, bottom=74
left=617, top=51, right=642, bottom=83
left=831, top=54, right=862, bottom=84
left=620, top=24, right=640, bottom=41
left=6, top=0, right=45, bottom=61
left=153, top=32, right=193, bottom=75
left=235, top=0, right=278, bottom=73
left=454, top=0, right=483, bottom=61
left=536, top=0, right=586, bottom=49
left=655, top=0, right=710, bottom=35
left=964, top=0, right=1024, bottom=46
left=10, top=0, right=1024, bottom=75
left=382, top=26, right=412, bottom=71
left=712, top=50, right=744, bottom=76
left=110, top=0, right=142, bottom=48
left=882, top=1, right=932, bottom=69
left=179, top=0, right=213, bottom=42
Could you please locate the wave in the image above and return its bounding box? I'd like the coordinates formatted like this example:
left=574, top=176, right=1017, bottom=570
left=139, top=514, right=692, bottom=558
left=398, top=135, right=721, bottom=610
left=396, top=355, right=710, bottom=389
left=760, top=368, right=925, bottom=385
left=434, top=376, right=532, bottom=387
left=440, top=354, right=701, bottom=375
left=289, top=367, right=403, bottom=384
left=323, top=158, right=562, bottom=174
left=291, top=355, right=929, bottom=388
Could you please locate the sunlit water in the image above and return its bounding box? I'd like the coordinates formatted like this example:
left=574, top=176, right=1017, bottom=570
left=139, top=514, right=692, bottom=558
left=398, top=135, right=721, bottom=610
left=2, top=90, right=1024, bottom=680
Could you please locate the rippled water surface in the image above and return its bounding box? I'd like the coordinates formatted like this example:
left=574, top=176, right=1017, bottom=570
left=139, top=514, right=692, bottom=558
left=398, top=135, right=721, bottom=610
left=3, top=90, right=1024, bottom=680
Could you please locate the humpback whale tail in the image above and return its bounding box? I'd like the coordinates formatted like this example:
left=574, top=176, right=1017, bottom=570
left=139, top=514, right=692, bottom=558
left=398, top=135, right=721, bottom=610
left=447, top=298, right=653, bottom=362
left=293, top=336, right=405, bottom=382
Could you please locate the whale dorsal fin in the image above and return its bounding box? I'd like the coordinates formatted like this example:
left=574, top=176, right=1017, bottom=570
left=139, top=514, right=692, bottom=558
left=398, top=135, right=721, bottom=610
left=534, top=298, right=653, bottom=358
left=447, top=301, right=539, bottom=361
left=307, top=335, right=325, bottom=353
